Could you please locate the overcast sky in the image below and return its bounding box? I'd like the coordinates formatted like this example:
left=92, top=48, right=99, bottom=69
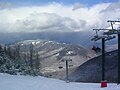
left=0, top=0, right=120, bottom=33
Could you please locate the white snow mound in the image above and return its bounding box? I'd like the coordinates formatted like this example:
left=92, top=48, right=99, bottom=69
left=0, top=73, right=120, bottom=90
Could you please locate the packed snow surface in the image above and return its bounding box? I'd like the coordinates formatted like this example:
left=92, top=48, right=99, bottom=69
left=0, top=73, right=120, bottom=90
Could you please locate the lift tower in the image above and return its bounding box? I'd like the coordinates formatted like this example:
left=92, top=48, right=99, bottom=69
left=91, top=29, right=116, bottom=87
left=104, top=20, right=120, bottom=84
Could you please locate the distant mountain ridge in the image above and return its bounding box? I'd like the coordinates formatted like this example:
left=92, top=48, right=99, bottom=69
left=9, top=39, right=97, bottom=74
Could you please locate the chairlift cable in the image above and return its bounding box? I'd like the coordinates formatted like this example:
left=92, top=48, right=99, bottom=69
left=80, top=32, right=96, bottom=45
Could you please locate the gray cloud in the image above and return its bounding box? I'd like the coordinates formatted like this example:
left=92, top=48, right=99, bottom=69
left=0, top=2, right=119, bottom=46
left=0, top=2, right=119, bottom=33
left=72, top=2, right=85, bottom=11
left=101, top=1, right=120, bottom=12
left=0, top=2, right=14, bottom=9
left=13, top=13, right=87, bottom=32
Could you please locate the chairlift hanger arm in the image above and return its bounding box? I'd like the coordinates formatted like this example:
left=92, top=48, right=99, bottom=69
left=110, top=22, right=114, bottom=30
left=95, top=30, right=98, bottom=36
left=107, top=20, right=120, bottom=30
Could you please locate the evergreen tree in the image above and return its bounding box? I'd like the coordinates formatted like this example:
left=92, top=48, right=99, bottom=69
left=4, top=45, right=7, bottom=53
left=7, top=46, right=12, bottom=58
left=29, top=43, right=34, bottom=71
left=35, top=51, right=40, bottom=71
left=15, top=43, right=20, bottom=59
left=0, top=44, right=2, bottom=51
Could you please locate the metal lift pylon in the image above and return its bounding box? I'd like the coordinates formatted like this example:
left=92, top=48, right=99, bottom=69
left=105, top=20, right=120, bottom=84
left=91, top=28, right=116, bottom=87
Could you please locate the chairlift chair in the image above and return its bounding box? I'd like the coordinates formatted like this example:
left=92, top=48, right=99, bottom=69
left=92, top=41, right=101, bottom=53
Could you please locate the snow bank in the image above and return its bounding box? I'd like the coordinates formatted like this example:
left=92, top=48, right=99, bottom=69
left=0, top=73, right=120, bottom=90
